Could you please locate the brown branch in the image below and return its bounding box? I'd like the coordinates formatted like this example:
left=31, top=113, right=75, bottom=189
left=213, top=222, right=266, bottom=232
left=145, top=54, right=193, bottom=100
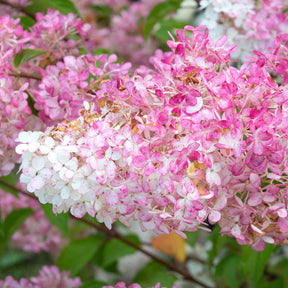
left=9, top=71, right=42, bottom=81
left=0, top=0, right=35, bottom=20
left=0, top=179, right=212, bottom=288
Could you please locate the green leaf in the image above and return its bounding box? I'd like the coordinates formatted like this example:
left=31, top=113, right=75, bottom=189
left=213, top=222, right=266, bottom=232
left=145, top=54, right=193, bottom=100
left=91, top=5, right=113, bottom=26
left=14, top=49, right=47, bottom=69
left=79, top=280, right=108, bottom=288
left=215, top=255, right=243, bottom=288
left=207, top=225, right=227, bottom=264
left=26, top=91, right=38, bottom=117
left=0, top=208, right=3, bottom=238
left=41, top=203, right=69, bottom=237
left=241, top=244, right=276, bottom=286
left=3, top=208, right=34, bottom=240
left=255, top=279, right=283, bottom=288
left=154, top=19, right=186, bottom=42
left=185, top=230, right=200, bottom=247
left=0, top=173, right=18, bottom=197
left=102, top=235, right=140, bottom=268
left=0, top=208, right=33, bottom=255
left=24, top=0, right=80, bottom=17
left=19, top=16, right=36, bottom=30
left=267, top=258, right=288, bottom=287
left=143, top=0, right=182, bottom=38
left=93, top=48, right=113, bottom=56
left=134, top=261, right=177, bottom=287
left=0, top=250, right=25, bottom=269
left=57, top=235, right=101, bottom=276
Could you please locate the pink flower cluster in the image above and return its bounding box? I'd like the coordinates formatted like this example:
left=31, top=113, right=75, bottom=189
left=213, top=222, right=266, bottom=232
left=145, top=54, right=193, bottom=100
left=0, top=16, right=34, bottom=175
left=198, top=0, right=288, bottom=62
left=16, top=22, right=288, bottom=250
left=0, top=11, right=93, bottom=176
left=28, top=9, right=91, bottom=60
left=0, top=266, right=81, bottom=288
left=32, top=53, right=131, bottom=124
left=0, top=188, right=64, bottom=253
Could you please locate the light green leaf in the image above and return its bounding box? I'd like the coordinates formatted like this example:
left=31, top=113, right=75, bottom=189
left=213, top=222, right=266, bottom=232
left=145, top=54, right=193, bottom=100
left=241, top=244, right=276, bottom=286
left=143, top=0, right=182, bottom=38
left=41, top=203, right=69, bottom=237
left=57, top=235, right=101, bottom=276
left=24, top=0, right=80, bottom=17
left=134, top=261, right=177, bottom=287
left=102, top=235, right=140, bottom=268
left=14, top=49, right=47, bottom=69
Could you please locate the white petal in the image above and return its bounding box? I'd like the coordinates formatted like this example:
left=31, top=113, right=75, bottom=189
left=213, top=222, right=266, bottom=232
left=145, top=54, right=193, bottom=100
left=57, top=149, right=70, bottom=164
left=15, top=143, right=28, bottom=154
left=32, top=156, right=45, bottom=171
left=28, top=142, right=40, bottom=152
left=27, top=176, right=45, bottom=192
left=61, top=186, right=70, bottom=199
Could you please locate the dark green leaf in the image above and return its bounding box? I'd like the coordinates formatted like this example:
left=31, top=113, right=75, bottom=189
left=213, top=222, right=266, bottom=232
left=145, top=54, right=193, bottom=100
left=0, top=208, right=3, bottom=238
left=0, top=173, right=19, bottom=197
left=14, top=49, right=47, bottom=69
left=134, top=261, right=177, bottom=287
left=24, top=0, right=80, bottom=17
left=143, top=0, right=182, bottom=38
left=0, top=250, right=25, bottom=269
left=267, top=258, right=288, bottom=287
left=3, top=208, right=34, bottom=240
left=41, top=203, right=69, bottom=237
left=91, top=5, right=113, bottom=26
left=79, top=280, right=108, bottom=288
left=57, top=235, right=101, bottom=276
left=241, top=244, right=276, bottom=286
left=26, top=91, right=38, bottom=117
left=207, top=225, right=227, bottom=264
left=0, top=251, right=53, bottom=279
left=19, top=16, right=36, bottom=30
left=0, top=208, right=33, bottom=255
left=102, top=235, right=140, bottom=268
left=215, top=255, right=243, bottom=288
left=185, top=230, right=200, bottom=247
left=255, top=279, right=283, bottom=288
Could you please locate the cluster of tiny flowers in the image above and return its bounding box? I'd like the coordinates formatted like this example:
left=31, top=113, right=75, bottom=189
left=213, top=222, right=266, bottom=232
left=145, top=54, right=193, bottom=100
left=103, top=282, right=179, bottom=288
left=16, top=24, right=288, bottom=249
left=0, top=16, right=34, bottom=175
left=0, top=266, right=81, bottom=288
left=31, top=54, right=131, bottom=124
left=28, top=9, right=91, bottom=60
left=198, top=0, right=288, bottom=62
left=0, top=6, right=130, bottom=175
left=251, top=33, right=288, bottom=85
left=0, top=188, right=64, bottom=253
